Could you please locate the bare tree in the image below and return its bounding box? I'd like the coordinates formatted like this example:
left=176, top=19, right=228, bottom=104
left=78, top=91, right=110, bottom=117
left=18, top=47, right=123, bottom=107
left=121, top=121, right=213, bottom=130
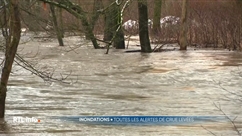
left=38, top=0, right=100, bottom=49
left=0, top=0, right=21, bottom=118
left=90, top=0, right=103, bottom=32
left=138, top=0, right=152, bottom=53
left=0, top=0, right=9, bottom=39
left=103, top=0, right=114, bottom=42
left=50, top=4, right=64, bottom=46
left=152, top=0, right=162, bottom=35
left=103, top=0, right=125, bottom=49
left=113, top=1, right=125, bottom=49
left=58, top=7, right=64, bottom=38
left=179, top=0, right=188, bottom=50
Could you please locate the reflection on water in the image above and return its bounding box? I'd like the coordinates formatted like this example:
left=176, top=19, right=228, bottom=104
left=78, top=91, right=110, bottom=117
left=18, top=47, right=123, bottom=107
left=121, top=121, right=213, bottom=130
left=0, top=35, right=242, bottom=135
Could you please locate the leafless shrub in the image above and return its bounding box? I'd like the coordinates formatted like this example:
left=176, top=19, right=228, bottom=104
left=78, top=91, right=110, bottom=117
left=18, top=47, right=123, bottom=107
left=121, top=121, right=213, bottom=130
left=201, top=79, right=242, bottom=136
left=202, top=103, right=241, bottom=136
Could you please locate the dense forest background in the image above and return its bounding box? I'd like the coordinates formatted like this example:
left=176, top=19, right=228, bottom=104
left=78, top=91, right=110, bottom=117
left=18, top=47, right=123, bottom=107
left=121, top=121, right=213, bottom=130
left=18, top=0, right=242, bottom=50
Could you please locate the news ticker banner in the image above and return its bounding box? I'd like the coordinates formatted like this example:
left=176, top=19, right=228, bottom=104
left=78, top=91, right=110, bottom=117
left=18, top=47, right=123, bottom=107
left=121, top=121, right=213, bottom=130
left=51, top=115, right=228, bottom=126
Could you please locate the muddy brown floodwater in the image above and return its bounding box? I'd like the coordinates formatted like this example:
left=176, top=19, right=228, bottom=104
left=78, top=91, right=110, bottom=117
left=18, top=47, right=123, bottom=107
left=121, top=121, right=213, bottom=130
left=0, top=33, right=242, bottom=136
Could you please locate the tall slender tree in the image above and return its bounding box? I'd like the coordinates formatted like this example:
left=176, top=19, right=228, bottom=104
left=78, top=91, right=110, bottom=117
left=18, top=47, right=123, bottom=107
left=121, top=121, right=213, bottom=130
left=86, top=0, right=103, bottom=40
left=90, top=0, right=103, bottom=32
left=179, top=0, right=188, bottom=50
left=58, top=8, right=64, bottom=38
left=104, top=0, right=125, bottom=49
left=50, top=4, right=64, bottom=46
left=0, top=0, right=9, bottom=38
left=138, top=0, right=152, bottom=52
left=237, top=0, right=242, bottom=51
left=103, top=0, right=115, bottom=42
left=113, top=1, right=125, bottom=49
left=152, top=0, right=162, bottom=35
left=0, top=0, right=21, bottom=118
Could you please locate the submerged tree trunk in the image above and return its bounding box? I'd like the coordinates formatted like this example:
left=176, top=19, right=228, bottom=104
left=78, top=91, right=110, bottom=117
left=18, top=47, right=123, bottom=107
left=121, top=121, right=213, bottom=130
left=113, top=27, right=125, bottom=49
left=138, top=0, right=152, bottom=52
left=50, top=4, right=64, bottom=46
left=0, top=0, right=21, bottom=118
left=152, top=0, right=162, bottom=35
left=90, top=0, right=103, bottom=32
left=85, top=0, right=103, bottom=40
left=104, top=0, right=125, bottom=49
left=179, top=0, right=188, bottom=50
left=113, top=2, right=125, bottom=49
left=103, top=0, right=115, bottom=42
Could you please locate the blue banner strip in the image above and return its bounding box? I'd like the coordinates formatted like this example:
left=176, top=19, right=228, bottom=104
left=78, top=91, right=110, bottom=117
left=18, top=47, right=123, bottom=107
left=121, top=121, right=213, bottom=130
left=51, top=115, right=228, bottom=126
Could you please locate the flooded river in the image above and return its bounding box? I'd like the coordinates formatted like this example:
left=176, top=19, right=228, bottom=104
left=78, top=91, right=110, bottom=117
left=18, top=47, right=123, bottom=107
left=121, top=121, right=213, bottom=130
left=0, top=34, right=242, bottom=135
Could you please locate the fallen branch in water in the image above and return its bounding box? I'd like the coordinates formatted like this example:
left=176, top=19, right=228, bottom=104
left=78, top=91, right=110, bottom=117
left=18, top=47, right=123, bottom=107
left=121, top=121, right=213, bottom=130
left=14, top=53, right=74, bottom=84
left=213, top=80, right=242, bottom=103
left=214, top=103, right=241, bottom=136
left=153, top=44, right=165, bottom=52
left=201, top=125, right=217, bottom=136
left=201, top=102, right=241, bottom=136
